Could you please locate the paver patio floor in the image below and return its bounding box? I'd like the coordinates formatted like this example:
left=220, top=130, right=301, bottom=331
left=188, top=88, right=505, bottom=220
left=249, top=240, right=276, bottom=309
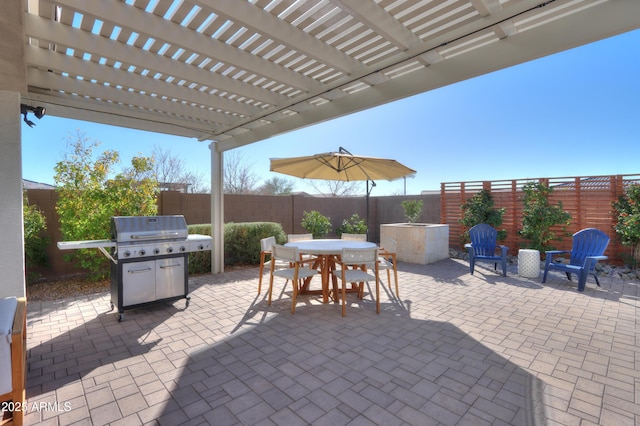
left=22, top=258, right=639, bottom=425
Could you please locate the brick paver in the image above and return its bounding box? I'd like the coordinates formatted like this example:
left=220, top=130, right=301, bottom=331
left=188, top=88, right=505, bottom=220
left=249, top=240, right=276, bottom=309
left=22, top=259, right=639, bottom=425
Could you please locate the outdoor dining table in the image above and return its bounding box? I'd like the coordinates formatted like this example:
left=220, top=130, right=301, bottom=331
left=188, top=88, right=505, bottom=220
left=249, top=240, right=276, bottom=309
left=284, top=239, right=377, bottom=303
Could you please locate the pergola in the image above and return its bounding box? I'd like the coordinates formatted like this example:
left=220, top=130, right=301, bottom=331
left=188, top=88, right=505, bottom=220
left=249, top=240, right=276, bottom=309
left=2, top=0, right=639, bottom=297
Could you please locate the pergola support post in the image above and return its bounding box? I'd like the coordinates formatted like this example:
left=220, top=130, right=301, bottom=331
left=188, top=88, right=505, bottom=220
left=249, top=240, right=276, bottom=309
left=209, top=142, right=224, bottom=274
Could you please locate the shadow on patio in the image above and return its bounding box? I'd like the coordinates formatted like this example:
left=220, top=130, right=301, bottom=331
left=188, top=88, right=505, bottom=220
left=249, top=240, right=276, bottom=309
left=23, top=258, right=638, bottom=425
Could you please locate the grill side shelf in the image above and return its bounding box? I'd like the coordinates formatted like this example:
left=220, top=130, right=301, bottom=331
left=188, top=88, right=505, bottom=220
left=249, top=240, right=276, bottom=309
left=57, top=240, right=116, bottom=250
left=57, top=240, right=117, bottom=264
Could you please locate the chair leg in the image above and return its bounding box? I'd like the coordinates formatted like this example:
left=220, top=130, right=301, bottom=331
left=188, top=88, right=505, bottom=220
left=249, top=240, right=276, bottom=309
left=593, top=272, right=601, bottom=287
left=342, top=281, right=347, bottom=317
left=341, top=269, right=347, bottom=317
left=375, top=272, right=380, bottom=314
left=258, top=252, right=265, bottom=294
left=267, top=268, right=275, bottom=305
left=392, top=261, right=399, bottom=296
left=577, top=270, right=588, bottom=292
left=291, top=269, right=298, bottom=314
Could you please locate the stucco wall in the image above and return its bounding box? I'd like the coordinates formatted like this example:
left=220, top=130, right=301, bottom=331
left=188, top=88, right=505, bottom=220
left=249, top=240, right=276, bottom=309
left=25, top=190, right=441, bottom=278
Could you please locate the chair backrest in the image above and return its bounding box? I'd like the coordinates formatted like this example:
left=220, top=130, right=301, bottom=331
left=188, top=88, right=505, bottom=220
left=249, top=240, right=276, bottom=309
left=468, top=223, right=498, bottom=256
left=272, top=244, right=300, bottom=263
left=341, top=247, right=378, bottom=266
left=260, top=236, right=276, bottom=252
left=341, top=233, right=367, bottom=241
left=287, top=233, right=312, bottom=243
left=569, top=228, right=610, bottom=268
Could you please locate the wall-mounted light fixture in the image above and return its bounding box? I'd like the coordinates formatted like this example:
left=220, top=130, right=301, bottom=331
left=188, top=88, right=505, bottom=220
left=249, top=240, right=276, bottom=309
left=20, top=104, right=46, bottom=127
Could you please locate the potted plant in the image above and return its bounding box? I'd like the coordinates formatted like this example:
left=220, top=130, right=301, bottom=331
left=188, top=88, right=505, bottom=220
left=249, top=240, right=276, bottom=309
left=401, top=199, right=423, bottom=224
left=518, top=181, right=571, bottom=277
left=380, top=199, right=449, bottom=265
left=336, top=214, right=367, bottom=237
left=301, top=210, right=332, bottom=239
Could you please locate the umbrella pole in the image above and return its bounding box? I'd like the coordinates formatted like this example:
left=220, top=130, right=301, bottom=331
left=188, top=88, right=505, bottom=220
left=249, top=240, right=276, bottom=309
left=366, top=179, right=376, bottom=241
left=366, top=180, right=369, bottom=241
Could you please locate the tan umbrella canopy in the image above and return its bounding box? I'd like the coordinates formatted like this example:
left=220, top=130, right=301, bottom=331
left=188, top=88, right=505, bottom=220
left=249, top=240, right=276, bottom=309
left=270, top=147, right=416, bottom=237
left=270, top=147, right=416, bottom=182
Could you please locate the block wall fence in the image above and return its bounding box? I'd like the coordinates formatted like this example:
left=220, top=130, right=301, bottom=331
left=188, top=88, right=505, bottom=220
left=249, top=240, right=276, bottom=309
left=25, top=190, right=440, bottom=279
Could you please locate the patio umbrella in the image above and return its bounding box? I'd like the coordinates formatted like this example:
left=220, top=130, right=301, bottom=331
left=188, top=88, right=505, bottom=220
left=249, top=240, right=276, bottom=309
left=270, top=147, right=416, bottom=236
left=270, top=147, right=415, bottom=182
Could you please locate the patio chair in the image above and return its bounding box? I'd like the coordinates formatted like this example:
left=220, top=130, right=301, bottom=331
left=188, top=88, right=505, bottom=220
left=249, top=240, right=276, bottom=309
left=333, top=247, right=380, bottom=317
left=287, top=233, right=313, bottom=242
left=542, top=228, right=609, bottom=292
left=378, top=237, right=399, bottom=296
left=258, top=236, right=290, bottom=294
left=287, top=233, right=315, bottom=261
left=268, top=245, right=319, bottom=314
left=341, top=233, right=367, bottom=241
left=465, top=223, right=508, bottom=277
left=0, top=297, right=26, bottom=426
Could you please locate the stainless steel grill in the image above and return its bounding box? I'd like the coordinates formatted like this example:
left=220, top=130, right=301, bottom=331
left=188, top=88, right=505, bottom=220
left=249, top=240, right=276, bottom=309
left=58, top=215, right=212, bottom=321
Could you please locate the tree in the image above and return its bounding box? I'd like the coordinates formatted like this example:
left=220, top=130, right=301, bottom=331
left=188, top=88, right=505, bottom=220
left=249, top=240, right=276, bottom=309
left=309, top=180, right=359, bottom=197
left=460, top=190, right=507, bottom=243
left=612, top=184, right=640, bottom=265
left=401, top=200, right=423, bottom=224
left=519, top=181, right=571, bottom=252
left=152, top=146, right=209, bottom=193
left=23, top=191, right=50, bottom=283
left=336, top=214, right=367, bottom=236
left=54, top=131, right=158, bottom=277
left=301, top=210, right=332, bottom=238
left=259, top=176, right=295, bottom=195
left=224, top=151, right=259, bottom=194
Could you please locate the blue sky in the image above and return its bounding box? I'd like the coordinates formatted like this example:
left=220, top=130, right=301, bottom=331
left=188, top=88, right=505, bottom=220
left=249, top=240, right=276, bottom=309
left=22, top=29, right=640, bottom=196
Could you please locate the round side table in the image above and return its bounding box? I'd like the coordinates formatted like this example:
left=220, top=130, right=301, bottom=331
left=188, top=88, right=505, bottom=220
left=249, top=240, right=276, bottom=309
left=518, top=249, right=540, bottom=278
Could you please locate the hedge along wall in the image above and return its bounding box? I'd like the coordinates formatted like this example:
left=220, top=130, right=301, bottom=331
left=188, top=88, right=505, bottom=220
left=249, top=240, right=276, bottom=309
left=25, top=190, right=441, bottom=278
left=441, top=174, right=640, bottom=264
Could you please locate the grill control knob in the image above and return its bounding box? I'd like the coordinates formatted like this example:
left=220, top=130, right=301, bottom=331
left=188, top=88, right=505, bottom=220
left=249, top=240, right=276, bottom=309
left=180, top=246, right=187, bottom=252
left=198, top=244, right=204, bottom=250
left=153, top=248, right=160, bottom=255
left=167, top=247, right=174, bottom=253
left=123, top=250, right=131, bottom=258
left=139, top=249, right=146, bottom=256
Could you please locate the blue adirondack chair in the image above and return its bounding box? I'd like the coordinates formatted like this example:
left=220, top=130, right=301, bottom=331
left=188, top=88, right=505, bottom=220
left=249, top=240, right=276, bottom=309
left=542, top=228, right=609, bottom=292
left=465, top=224, right=508, bottom=277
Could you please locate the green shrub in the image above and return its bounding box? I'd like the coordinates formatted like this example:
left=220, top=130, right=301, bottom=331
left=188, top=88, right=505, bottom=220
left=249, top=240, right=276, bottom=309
left=187, top=222, right=287, bottom=272
left=187, top=224, right=212, bottom=274
left=612, top=183, right=640, bottom=265
left=459, top=190, right=507, bottom=245
left=519, top=181, right=571, bottom=252
left=23, top=193, right=50, bottom=283
left=336, top=214, right=367, bottom=236
left=224, top=222, right=286, bottom=266
left=401, top=200, right=423, bottom=224
left=301, top=210, right=332, bottom=238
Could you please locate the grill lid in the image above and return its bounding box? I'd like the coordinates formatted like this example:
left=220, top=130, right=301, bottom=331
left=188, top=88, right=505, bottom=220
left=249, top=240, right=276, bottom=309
left=111, top=215, right=188, bottom=243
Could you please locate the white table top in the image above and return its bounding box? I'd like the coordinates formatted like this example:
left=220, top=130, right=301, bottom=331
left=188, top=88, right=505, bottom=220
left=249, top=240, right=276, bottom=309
left=285, top=239, right=376, bottom=255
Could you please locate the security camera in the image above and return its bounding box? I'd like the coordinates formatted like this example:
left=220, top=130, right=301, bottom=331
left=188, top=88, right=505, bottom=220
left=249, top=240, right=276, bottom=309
left=20, top=104, right=46, bottom=127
